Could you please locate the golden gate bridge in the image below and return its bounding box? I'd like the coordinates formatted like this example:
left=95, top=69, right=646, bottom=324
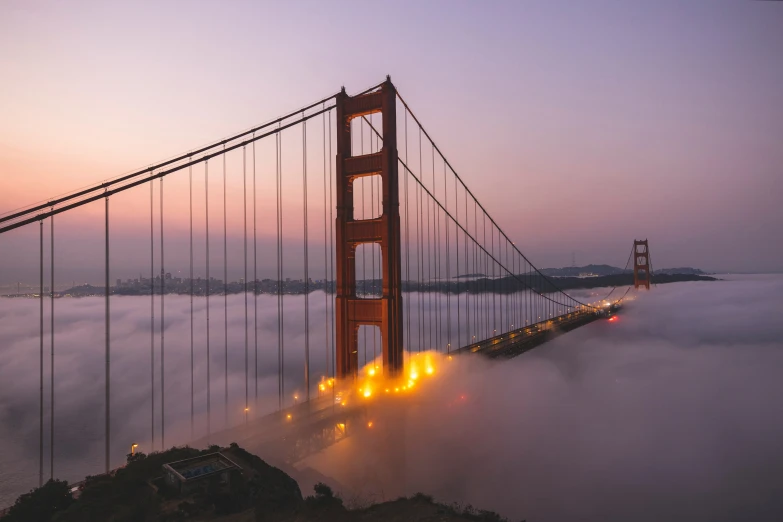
left=0, top=77, right=652, bottom=491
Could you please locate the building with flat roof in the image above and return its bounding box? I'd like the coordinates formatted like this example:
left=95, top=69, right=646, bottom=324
left=162, top=452, right=240, bottom=494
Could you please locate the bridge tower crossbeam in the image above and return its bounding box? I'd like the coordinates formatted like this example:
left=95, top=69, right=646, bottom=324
left=334, top=78, right=403, bottom=379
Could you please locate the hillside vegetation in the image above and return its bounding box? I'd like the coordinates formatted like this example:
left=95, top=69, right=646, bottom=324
left=1, top=444, right=519, bottom=522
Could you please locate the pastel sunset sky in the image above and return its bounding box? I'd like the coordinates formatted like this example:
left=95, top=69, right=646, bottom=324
left=1, top=0, right=782, bottom=282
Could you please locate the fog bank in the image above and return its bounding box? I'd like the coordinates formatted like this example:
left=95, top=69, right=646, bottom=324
left=1, top=276, right=782, bottom=521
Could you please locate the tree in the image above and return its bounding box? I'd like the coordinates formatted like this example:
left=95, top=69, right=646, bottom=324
left=126, top=451, right=147, bottom=464
left=3, top=479, right=73, bottom=522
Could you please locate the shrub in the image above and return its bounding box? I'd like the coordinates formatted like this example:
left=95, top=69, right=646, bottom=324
left=3, top=479, right=73, bottom=522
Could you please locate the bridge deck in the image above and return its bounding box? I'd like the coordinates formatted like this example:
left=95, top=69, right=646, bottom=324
left=190, top=309, right=610, bottom=466
left=456, top=310, right=603, bottom=359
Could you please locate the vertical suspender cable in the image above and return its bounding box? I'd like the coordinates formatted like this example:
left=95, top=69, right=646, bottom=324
left=404, top=108, right=411, bottom=354
left=104, top=193, right=110, bottom=474
left=486, top=215, right=491, bottom=336
left=512, top=248, right=516, bottom=328
left=50, top=213, right=54, bottom=479
left=478, top=210, right=483, bottom=339
left=243, top=145, right=248, bottom=422
left=361, top=120, right=366, bottom=364
left=464, top=188, right=469, bottom=347
left=205, top=161, right=211, bottom=439
left=453, top=173, right=459, bottom=352
left=500, top=230, right=503, bottom=332
left=303, top=118, right=310, bottom=401
left=510, top=248, right=514, bottom=328
left=445, top=162, right=451, bottom=352
left=276, top=128, right=284, bottom=409
left=328, top=111, right=335, bottom=384
left=523, top=258, right=527, bottom=326
left=432, top=145, right=440, bottom=350
left=482, top=212, right=487, bottom=338
left=39, top=220, right=43, bottom=486
left=253, top=136, right=258, bottom=407
left=494, top=227, right=498, bottom=334
left=473, top=199, right=477, bottom=342
left=527, top=260, right=530, bottom=326
left=485, top=220, right=489, bottom=336
left=323, top=107, right=329, bottom=380
left=518, top=251, right=522, bottom=326
left=149, top=177, right=155, bottom=450
left=189, top=159, right=194, bottom=439
left=223, top=146, right=228, bottom=426
left=370, top=114, right=376, bottom=360
left=506, top=234, right=514, bottom=333
left=280, top=128, right=286, bottom=407
left=416, top=156, right=423, bottom=351
left=418, top=127, right=424, bottom=351
left=160, top=177, right=165, bottom=449
left=475, top=202, right=480, bottom=342
left=425, top=129, right=432, bottom=350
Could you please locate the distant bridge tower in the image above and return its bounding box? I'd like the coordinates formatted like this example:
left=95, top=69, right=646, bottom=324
left=633, top=239, right=651, bottom=290
left=334, top=78, right=404, bottom=379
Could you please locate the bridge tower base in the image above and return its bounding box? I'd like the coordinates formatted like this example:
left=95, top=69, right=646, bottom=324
left=334, top=79, right=404, bottom=380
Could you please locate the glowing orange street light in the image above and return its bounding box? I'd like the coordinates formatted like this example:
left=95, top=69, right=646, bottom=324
left=131, top=443, right=138, bottom=456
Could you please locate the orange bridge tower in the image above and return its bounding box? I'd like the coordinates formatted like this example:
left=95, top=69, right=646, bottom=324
left=334, top=79, right=404, bottom=379
left=633, top=239, right=651, bottom=290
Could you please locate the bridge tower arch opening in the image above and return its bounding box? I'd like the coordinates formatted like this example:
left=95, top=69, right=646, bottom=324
left=633, top=239, right=651, bottom=290
left=335, top=78, right=404, bottom=380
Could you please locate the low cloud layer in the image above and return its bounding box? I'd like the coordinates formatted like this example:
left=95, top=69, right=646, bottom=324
left=300, top=275, right=783, bottom=521
left=1, top=276, right=782, bottom=521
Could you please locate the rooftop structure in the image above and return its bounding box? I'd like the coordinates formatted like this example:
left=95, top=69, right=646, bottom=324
left=162, top=452, right=239, bottom=494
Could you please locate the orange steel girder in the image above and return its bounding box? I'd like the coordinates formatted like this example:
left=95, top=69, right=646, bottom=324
left=633, top=239, right=651, bottom=290
left=334, top=79, right=404, bottom=379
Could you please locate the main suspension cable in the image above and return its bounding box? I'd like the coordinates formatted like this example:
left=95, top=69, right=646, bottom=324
left=363, top=112, right=589, bottom=324
left=395, top=90, right=596, bottom=310
left=0, top=92, right=347, bottom=227
left=1, top=107, right=335, bottom=235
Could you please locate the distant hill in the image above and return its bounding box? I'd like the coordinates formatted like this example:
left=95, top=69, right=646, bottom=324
left=539, top=264, right=629, bottom=277
left=539, top=264, right=706, bottom=277
left=654, top=267, right=705, bottom=275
